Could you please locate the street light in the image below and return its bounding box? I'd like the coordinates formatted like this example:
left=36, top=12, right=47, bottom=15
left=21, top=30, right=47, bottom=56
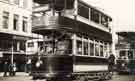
left=11, top=40, right=14, bottom=66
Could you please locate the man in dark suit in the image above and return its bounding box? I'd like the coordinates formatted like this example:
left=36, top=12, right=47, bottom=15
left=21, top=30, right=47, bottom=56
left=3, top=61, right=8, bottom=77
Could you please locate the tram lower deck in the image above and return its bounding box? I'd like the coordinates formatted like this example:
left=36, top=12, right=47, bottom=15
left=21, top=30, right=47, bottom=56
left=116, top=49, right=135, bottom=73
left=30, top=55, right=110, bottom=80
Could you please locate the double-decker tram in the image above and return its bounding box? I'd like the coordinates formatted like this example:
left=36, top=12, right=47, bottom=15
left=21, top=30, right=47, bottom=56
left=31, top=0, right=113, bottom=81
left=116, top=49, right=135, bottom=74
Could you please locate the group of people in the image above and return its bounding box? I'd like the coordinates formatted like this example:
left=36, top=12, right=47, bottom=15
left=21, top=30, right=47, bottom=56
left=3, top=61, right=17, bottom=77
left=2, top=54, right=115, bottom=77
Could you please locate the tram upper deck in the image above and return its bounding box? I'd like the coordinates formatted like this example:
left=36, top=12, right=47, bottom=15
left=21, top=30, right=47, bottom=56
left=32, top=0, right=112, bottom=42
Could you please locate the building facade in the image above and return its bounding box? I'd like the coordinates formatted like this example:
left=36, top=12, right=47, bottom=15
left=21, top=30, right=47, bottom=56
left=0, top=0, right=33, bottom=72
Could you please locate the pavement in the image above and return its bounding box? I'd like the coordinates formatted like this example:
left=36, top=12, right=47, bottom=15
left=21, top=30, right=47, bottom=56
left=0, top=72, right=29, bottom=77
left=0, top=72, right=34, bottom=81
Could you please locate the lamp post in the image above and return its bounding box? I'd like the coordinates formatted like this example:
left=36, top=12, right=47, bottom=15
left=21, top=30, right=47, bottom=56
left=11, top=40, right=14, bottom=66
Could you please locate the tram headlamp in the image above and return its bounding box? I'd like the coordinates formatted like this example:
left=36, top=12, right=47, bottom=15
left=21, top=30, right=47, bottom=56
left=45, top=74, right=50, bottom=77
left=122, top=63, right=125, bottom=67
left=35, top=60, right=43, bottom=68
left=36, top=62, right=40, bottom=67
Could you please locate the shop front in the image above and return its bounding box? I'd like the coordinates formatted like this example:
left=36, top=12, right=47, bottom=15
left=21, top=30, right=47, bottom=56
left=0, top=33, right=31, bottom=72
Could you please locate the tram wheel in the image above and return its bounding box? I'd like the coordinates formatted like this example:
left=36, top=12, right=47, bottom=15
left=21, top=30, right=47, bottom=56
left=78, top=77, right=88, bottom=81
left=32, top=76, right=38, bottom=80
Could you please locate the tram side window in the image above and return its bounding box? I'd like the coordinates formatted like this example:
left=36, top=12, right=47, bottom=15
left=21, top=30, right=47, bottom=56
left=27, top=42, right=34, bottom=47
left=91, top=8, right=100, bottom=24
left=128, top=50, right=133, bottom=59
left=78, top=2, right=89, bottom=19
left=83, top=42, right=88, bottom=55
left=101, top=14, right=109, bottom=27
left=104, top=45, right=108, bottom=57
left=77, top=40, right=82, bottom=55
left=95, top=42, right=100, bottom=56
left=90, top=42, right=94, bottom=56
left=100, top=45, right=103, bottom=57
left=119, top=51, right=126, bottom=57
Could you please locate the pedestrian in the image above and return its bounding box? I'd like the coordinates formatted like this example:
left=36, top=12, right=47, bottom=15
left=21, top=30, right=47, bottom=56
left=3, top=61, right=8, bottom=77
left=9, top=63, right=13, bottom=76
left=26, top=58, right=31, bottom=73
left=128, top=61, right=135, bottom=75
left=108, top=54, right=115, bottom=75
left=12, top=62, right=17, bottom=76
left=9, top=62, right=17, bottom=76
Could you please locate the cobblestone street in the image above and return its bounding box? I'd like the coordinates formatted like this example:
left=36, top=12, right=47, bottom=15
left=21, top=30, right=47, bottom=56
left=0, top=72, right=135, bottom=81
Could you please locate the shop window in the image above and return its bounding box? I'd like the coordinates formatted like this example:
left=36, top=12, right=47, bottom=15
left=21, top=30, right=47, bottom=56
left=0, top=40, right=12, bottom=51
left=83, top=42, right=88, bottom=55
left=3, top=11, right=9, bottom=29
left=20, top=41, right=26, bottom=52
left=77, top=40, right=82, bottom=55
left=13, top=14, right=19, bottom=30
left=90, top=42, right=94, bottom=56
left=78, top=2, right=89, bottom=19
left=13, top=41, right=17, bottom=52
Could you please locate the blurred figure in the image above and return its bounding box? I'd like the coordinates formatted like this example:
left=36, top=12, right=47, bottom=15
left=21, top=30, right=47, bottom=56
left=3, top=61, right=8, bottom=77
left=9, top=62, right=17, bottom=76
left=12, top=62, right=17, bottom=76
left=108, top=54, right=115, bottom=75
left=26, top=58, right=31, bottom=73
left=128, top=61, right=135, bottom=75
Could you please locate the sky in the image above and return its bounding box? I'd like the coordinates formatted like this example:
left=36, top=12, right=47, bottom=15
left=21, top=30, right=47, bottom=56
left=83, top=0, right=135, bottom=32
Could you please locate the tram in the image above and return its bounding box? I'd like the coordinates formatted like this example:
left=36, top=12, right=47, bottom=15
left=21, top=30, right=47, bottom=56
left=30, top=0, right=113, bottom=81
left=116, top=49, right=135, bottom=74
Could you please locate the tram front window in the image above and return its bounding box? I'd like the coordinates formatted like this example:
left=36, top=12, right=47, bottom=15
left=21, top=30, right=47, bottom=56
left=119, top=51, right=126, bottom=57
left=43, top=39, right=72, bottom=55
left=128, top=50, right=133, bottom=59
left=56, top=40, right=72, bottom=54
